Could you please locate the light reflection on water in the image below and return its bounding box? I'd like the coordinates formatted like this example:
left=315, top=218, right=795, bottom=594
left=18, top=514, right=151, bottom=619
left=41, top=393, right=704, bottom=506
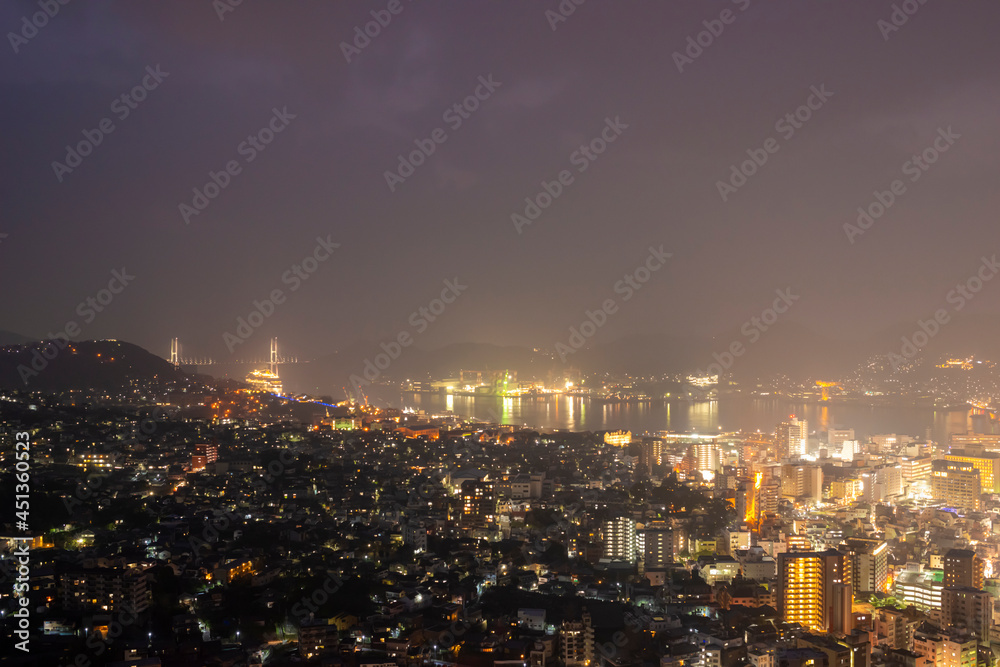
left=369, top=390, right=974, bottom=441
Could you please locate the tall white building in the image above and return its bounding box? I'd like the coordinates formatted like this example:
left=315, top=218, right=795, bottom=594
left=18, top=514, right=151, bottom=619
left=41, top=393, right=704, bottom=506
left=841, top=440, right=862, bottom=461
left=778, top=418, right=808, bottom=459
left=602, top=517, right=637, bottom=562
left=894, top=565, right=943, bottom=609
left=864, top=464, right=903, bottom=502
left=692, top=442, right=721, bottom=478
left=828, top=428, right=855, bottom=450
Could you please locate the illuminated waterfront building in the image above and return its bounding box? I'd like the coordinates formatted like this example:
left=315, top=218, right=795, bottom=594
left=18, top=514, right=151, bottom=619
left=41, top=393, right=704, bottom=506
left=245, top=367, right=283, bottom=394
left=951, top=432, right=1000, bottom=448
left=604, top=430, right=632, bottom=446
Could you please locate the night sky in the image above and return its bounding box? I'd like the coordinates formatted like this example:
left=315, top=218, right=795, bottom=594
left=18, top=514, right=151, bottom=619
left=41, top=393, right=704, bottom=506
left=2, top=0, right=999, bottom=362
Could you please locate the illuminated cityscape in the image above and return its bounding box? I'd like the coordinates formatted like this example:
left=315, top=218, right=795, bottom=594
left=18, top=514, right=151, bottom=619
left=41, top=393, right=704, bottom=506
left=4, top=2, right=1000, bottom=666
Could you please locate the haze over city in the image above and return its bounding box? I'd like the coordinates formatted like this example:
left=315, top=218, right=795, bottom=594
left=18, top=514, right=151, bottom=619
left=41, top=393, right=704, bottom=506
left=5, top=2, right=1000, bottom=667
left=3, top=1, right=1000, bottom=367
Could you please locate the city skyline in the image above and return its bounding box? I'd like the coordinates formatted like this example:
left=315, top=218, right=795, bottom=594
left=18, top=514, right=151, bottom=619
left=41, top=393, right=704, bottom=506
left=6, top=3, right=1000, bottom=665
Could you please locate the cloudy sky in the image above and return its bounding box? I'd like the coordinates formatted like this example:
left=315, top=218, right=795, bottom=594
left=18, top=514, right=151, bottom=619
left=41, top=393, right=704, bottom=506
left=2, top=0, right=999, bottom=361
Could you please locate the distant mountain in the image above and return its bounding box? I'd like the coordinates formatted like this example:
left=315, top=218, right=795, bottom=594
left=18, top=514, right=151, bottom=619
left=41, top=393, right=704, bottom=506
left=0, top=329, right=33, bottom=346
left=282, top=342, right=554, bottom=397
left=285, top=314, right=1000, bottom=395
left=3, top=311, right=996, bottom=396
left=864, top=312, right=1000, bottom=361
left=0, top=340, right=185, bottom=391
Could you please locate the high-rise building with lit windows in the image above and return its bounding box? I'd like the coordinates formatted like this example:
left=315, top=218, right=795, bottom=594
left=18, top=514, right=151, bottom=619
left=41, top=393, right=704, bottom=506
left=776, top=418, right=808, bottom=460
left=931, top=461, right=981, bottom=512
left=777, top=549, right=853, bottom=634
left=640, top=438, right=665, bottom=473
left=944, top=449, right=1000, bottom=494
left=602, top=516, right=637, bottom=562
left=692, top=442, right=721, bottom=478
left=941, top=586, right=991, bottom=639
left=912, top=628, right=977, bottom=667
left=560, top=611, right=595, bottom=666
left=842, top=538, right=889, bottom=594
left=459, top=480, right=496, bottom=524
left=192, top=442, right=218, bottom=471
left=780, top=463, right=823, bottom=504
left=641, top=521, right=673, bottom=569
left=943, top=549, right=984, bottom=590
